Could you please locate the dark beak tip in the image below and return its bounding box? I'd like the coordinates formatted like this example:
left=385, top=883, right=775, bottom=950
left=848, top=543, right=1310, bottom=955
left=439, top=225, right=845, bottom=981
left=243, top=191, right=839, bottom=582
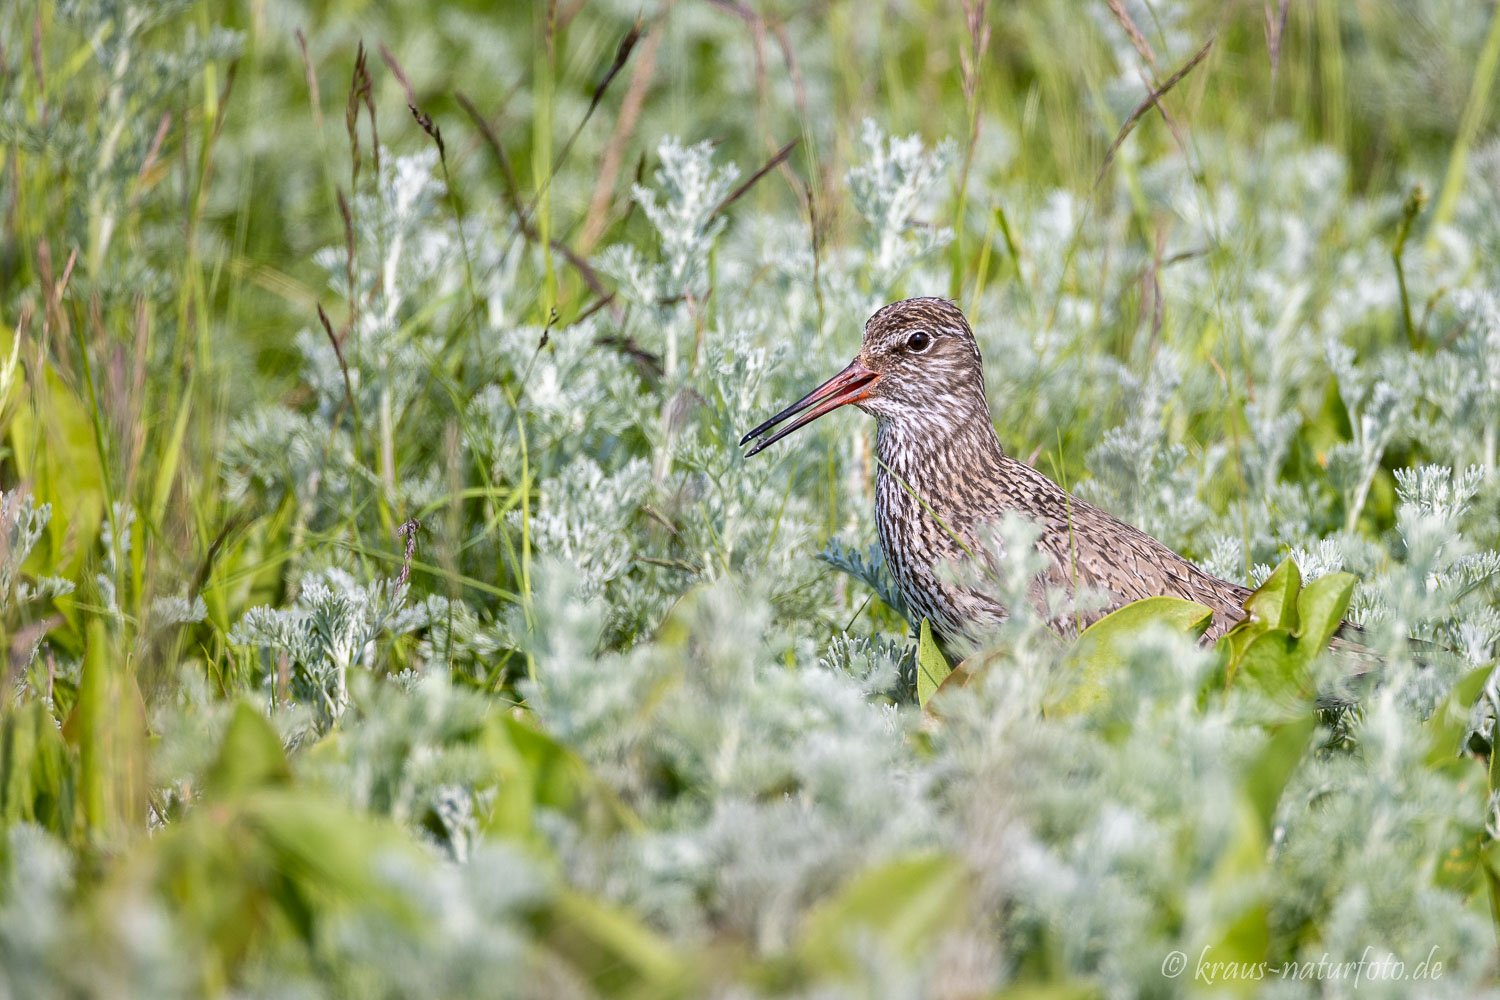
left=739, top=359, right=877, bottom=461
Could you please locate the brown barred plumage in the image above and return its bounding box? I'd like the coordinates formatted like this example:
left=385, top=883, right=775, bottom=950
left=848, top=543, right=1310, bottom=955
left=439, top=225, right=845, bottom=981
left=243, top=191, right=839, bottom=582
left=743, top=297, right=1253, bottom=649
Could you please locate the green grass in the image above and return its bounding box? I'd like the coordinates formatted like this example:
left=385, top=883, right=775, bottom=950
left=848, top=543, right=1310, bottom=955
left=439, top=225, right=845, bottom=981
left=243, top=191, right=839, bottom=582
left=2, top=0, right=1500, bottom=996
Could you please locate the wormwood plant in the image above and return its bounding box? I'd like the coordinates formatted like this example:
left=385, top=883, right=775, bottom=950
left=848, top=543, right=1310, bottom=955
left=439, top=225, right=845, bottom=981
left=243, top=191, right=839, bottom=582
left=4, top=0, right=1500, bottom=997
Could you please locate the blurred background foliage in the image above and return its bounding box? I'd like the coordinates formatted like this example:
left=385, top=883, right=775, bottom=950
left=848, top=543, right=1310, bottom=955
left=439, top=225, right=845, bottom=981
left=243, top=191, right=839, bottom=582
left=3, top=0, right=1500, bottom=995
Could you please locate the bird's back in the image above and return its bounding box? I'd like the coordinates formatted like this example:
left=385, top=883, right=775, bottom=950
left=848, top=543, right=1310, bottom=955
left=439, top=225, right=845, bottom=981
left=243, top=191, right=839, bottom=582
left=874, top=421, right=1250, bottom=645
left=992, top=454, right=1251, bottom=636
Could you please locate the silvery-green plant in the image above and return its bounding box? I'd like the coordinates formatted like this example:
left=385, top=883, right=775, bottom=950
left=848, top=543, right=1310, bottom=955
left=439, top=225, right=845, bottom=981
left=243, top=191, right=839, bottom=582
left=12, top=0, right=1500, bottom=990
left=818, top=537, right=909, bottom=625
left=185, top=108, right=1500, bottom=996
left=632, top=136, right=740, bottom=307
left=0, top=492, right=74, bottom=693
left=231, top=569, right=428, bottom=730
left=847, top=118, right=957, bottom=293
left=0, top=492, right=72, bottom=613
left=521, top=570, right=939, bottom=950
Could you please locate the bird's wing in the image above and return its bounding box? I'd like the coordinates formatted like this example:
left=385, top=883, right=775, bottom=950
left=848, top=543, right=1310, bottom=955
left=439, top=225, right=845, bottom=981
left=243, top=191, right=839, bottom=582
left=1025, top=492, right=1252, bottom=637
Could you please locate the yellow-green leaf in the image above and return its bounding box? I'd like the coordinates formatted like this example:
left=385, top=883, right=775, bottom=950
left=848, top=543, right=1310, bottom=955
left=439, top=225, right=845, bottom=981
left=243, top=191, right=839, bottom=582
left=204, top=702, right=291, bottom=800
left=1294, top=570, right=1356, bottom=653
left=1049, top=597, right=1213, bottom=716
left=1242, top=715, right=1315, bottom=837
left=62, top=620, right=146, bottom=844
left=543, top=887, right=689, bottom=992
left=1245, top=558, right=1302, bottom=631
left=915, top=618, right=951, bottom=708
left=799, top=852, right=969, bottom=972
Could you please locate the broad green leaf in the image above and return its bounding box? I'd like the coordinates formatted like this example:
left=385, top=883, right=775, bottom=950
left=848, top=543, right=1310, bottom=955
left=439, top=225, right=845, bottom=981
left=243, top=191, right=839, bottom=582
left=1218, top=616, right=1269, bottom=679
left=483, top=713, right=638, bottom=845
left=1195, top=798, right=1274, bottom=988
left=1234, top=629, right=1301, bottom=694
left=1218, top=561, right=1357, bottom=703
left=915, top=618, right=951, bottom=708
left=144, top=787, right=419, bottom=981
left=1424, top=665, right=1494, bottom=766
left=62, top=620, right=146, bottom=843
left=932, top=649, right=994, bottom=701
left=204, top=702, right=291, bottom=800
left=1208, top=897, right=1272, bottom=997
left=1232, top=631, right=1318, bottom=722
left=1242, top=715, right=1315, bottom=837
left=243, top=791, right=415, bottom=904
left=1244, top=558, right=1302, bottom=631
left=1048, top=597, right=1213, bottom=716
left=1219, top=559, right=1301, bottom=678
left=1294, top=570, right=1356, bottom=653
left=1434, top=826, right=1487, bottom=890
left=799, top=852, right=969, bottom=972
left=7, top=335, right=105, bottom=588
left=0, top=700, right=76, bottom=838
left=543, top=887, right=689, bottom=993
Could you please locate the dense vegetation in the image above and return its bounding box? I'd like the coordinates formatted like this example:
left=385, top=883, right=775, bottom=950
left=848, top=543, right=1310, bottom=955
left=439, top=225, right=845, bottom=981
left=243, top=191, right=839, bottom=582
left=4, top=0, right=1500, bottom=995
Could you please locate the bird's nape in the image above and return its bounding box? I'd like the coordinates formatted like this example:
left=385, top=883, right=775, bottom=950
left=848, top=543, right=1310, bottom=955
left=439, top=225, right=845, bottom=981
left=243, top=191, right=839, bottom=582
left=740, top=358, right=881, bottom=456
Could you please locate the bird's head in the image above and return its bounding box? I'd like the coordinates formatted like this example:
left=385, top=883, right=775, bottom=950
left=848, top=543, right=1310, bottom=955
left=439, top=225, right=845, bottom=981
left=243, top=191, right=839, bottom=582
left=741, top=297, right=990, bottom=456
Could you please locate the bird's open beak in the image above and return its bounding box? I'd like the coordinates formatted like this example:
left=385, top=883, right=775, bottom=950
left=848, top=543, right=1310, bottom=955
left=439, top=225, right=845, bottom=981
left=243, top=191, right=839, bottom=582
left=740, top=359, right=881, bottom=457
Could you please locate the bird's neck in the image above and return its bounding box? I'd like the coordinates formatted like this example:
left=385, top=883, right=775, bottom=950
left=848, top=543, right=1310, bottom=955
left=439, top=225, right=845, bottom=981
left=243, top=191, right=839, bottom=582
left=873, top=395, right=1008, bottom=500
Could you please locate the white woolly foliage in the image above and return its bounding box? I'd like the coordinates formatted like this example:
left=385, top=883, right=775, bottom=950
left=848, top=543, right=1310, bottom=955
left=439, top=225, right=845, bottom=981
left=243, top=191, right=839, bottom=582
left=204, top=119, right=1500, bottom=994
left=35, top=56, right=1500, bottom=989
left=0, top=491, right=75, bottom=690
left=522, top=571, right=938, bottom=951
left=631, top=136, right=739, bottom=301
left=847, top=119, right=957, bottom=291
left=0, top=491, right=73, bottom=611
left=1394, top=464, right=1486, bottom=524
left=231, top=569, right=430, bottom=730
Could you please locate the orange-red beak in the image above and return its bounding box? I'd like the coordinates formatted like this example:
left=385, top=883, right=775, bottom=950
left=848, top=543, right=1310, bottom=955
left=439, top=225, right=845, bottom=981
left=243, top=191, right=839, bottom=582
left=740, top=360, right=881, bottom=457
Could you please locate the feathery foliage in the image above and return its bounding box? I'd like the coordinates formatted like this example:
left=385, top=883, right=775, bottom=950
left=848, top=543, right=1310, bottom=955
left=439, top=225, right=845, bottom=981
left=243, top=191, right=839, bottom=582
left=3, top=0, right=1500, bottom=996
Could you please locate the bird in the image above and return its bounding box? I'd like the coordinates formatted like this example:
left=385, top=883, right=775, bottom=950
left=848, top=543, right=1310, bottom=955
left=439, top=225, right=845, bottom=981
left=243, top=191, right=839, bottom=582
left=739, top=297, right=1254, bottom=650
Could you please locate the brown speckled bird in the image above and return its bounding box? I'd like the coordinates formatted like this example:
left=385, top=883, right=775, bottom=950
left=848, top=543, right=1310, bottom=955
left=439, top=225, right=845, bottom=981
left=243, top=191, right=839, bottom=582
left=741, top=297, right=1253, bottom=647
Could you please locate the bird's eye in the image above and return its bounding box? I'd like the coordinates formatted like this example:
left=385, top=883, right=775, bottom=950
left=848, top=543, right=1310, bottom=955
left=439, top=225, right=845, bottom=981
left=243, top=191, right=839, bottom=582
left=906, top=330, right=932, bottom=353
